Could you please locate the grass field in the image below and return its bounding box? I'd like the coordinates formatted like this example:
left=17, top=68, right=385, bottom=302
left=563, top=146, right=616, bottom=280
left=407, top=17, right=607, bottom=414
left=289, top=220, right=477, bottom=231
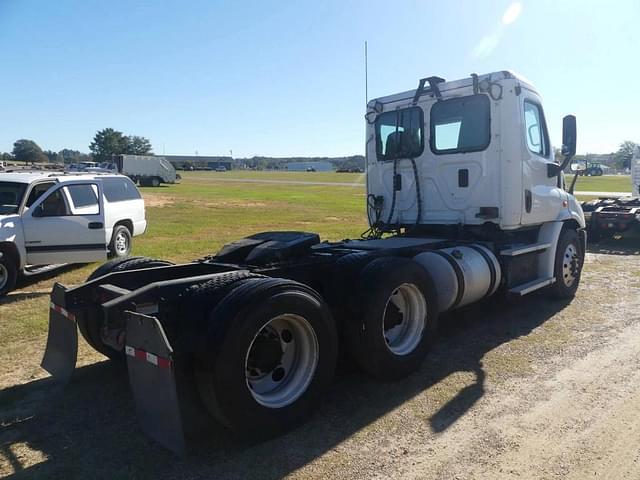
left=0, top=172, right=369, bottom=350
left=571, top=174, right=631, bottom=193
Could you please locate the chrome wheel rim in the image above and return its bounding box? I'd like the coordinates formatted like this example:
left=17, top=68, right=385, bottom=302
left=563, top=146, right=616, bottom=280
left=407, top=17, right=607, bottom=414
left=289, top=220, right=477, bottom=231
left=245, top=314, right=319, bottom=409
left=0, top=263, right=7, bottom=290
left=562, top=243, right=580, bottom=287
left=115, top=232, right=128, bottom=255
left=383, top=283, right=427, bottom=356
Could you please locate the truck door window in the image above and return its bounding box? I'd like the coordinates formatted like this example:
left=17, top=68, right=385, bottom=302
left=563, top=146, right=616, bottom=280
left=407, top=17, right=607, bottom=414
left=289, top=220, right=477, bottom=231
left=430, top=94, right=491, bottom=154
left=375, top=107, right=424, bottom=161
left=65, top=184, right=100, bottom=215
left=524, top=100, right=549, bottom=157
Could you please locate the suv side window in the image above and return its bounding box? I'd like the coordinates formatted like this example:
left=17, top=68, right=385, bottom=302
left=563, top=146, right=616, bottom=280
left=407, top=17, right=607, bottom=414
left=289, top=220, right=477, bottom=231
left=25, top=181, right=56, bottom=208
left=64, top=184, right=100, bottom=215
left=102, top=177, right=141, bottom=202
left=524, top=100, right=549, bottom=157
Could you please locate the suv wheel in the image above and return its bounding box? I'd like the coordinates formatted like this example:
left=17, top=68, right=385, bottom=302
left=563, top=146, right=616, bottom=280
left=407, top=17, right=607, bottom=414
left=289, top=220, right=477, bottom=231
left=109, top=225, right=132, bottom=258
left=0, top=251, right=18, bottom=297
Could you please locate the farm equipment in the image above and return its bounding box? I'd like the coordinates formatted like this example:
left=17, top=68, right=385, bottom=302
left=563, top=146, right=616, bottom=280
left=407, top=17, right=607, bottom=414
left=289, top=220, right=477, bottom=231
left=581, top=147, right=640, bottom=241
left=41, top=71, right=586, bottom=454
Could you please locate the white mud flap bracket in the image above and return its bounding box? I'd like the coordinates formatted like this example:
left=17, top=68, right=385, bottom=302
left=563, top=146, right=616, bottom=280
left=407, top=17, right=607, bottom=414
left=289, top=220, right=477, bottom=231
left=125, top=311, right=186, bottom=456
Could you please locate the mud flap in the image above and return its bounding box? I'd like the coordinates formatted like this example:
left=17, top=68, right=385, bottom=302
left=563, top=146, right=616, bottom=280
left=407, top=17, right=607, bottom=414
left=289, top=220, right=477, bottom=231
left=125, top=311, right=186, bottom=456
left=41, top=284, right=78, bottom=384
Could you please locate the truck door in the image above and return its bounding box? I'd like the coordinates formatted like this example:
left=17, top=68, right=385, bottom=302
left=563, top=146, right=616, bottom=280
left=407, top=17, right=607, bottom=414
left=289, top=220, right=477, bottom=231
left=520, top=95, right=564, bottom=225
left=21, top=180, right=107, bottom=265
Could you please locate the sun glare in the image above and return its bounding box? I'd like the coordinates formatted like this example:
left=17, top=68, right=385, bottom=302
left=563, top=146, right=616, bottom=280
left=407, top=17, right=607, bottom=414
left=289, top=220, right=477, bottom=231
left=502, top=2, right=523, bottom=25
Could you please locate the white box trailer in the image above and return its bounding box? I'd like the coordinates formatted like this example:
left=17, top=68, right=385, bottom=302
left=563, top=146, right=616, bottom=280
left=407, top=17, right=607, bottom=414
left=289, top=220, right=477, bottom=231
left=114, top=154, right=177, bottom=187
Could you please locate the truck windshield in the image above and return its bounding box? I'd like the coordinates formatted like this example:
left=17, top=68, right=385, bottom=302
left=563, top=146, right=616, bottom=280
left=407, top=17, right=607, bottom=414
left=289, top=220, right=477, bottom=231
left=0, top=182, right=27, bottom=215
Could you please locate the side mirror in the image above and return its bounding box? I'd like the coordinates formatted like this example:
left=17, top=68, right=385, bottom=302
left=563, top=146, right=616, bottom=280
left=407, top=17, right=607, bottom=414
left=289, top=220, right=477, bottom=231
left=561, top=115, right=576, bottom=157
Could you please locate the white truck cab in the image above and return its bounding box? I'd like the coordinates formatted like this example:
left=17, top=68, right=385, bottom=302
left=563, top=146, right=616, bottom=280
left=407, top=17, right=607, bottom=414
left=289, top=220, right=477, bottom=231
left=0, top=172, right=147, bottom=296
left=366, top=71, right=584, bottom=231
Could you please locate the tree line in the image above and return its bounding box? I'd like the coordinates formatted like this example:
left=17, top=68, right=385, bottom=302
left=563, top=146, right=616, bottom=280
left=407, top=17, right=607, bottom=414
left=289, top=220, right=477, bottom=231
left=1, top=128, right=153, bottom=164
left=2, top=131, right=637, bottom=169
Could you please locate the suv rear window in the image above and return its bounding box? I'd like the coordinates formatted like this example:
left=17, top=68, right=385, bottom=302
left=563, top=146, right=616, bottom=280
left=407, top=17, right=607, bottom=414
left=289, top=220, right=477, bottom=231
left=430, top=94, right=490, bottom=154
left=102, top=177, right=141, bottom=202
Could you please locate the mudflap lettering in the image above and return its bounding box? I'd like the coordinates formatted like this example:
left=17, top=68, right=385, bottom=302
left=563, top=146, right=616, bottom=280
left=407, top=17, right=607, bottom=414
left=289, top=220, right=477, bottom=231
left=125, top=311, right=186, bottom=456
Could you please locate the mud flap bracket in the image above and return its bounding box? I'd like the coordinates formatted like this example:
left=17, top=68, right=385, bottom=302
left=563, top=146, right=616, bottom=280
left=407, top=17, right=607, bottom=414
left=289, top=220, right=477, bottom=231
left=125, top=311, right=186, bottom=456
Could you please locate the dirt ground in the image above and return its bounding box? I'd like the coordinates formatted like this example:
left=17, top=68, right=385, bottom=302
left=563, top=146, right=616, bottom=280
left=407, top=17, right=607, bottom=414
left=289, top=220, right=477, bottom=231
left=0, top=239, right=638, bottom=480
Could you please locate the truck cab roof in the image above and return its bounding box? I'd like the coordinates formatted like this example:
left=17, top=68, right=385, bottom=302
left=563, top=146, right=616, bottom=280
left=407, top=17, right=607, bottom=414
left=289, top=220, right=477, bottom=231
left=369, top=70, right=536, bottom=107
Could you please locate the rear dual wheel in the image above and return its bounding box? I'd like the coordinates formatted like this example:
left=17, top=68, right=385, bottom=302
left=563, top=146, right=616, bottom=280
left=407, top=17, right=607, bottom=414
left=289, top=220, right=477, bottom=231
left=195, top=278, right=337, bottom=437
left=345, top=257, right=439, bottom=381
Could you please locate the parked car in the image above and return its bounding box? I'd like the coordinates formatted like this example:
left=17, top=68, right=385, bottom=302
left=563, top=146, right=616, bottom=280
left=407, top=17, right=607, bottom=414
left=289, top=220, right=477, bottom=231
left=215, top=166, right=227, bottom=172
left=0, top=172, right=146, bottom=296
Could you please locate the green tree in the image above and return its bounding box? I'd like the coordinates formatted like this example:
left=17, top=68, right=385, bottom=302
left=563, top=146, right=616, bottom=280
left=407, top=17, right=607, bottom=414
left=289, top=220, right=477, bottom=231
left=43, top=150, right=58, bottom=163
left=126, top=135, right=153, bottom=155
left=89, top=128, right=129, bottom=162
left=613, top=140, right=637, bottom=169
left=12, top=139, right=48, bottom=164
left=59, top=148, right=92, bottom=164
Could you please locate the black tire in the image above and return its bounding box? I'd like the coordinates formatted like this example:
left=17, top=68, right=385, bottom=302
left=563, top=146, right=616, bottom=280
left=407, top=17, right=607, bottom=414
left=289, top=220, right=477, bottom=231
left=108, top=225, right=132, bottom=259
left=86, top=256, right=144, bottom=282
left=0, top=250, right=18, bottom=298
left=195, top=277, right=337, bottom=438
left=344, top=257, right=438, bottom=381
left=80, top=257, right=174, bottom=358
left=548, top=228, right=584, bottom=299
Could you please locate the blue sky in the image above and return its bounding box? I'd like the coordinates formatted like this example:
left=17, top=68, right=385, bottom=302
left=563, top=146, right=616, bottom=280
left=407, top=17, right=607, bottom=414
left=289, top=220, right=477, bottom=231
left=1, top=0, right=638, bottom=157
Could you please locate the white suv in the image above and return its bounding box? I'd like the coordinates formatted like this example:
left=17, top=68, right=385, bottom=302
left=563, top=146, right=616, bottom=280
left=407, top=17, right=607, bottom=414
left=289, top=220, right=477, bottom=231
left=0, top=172, right=147, bottom=296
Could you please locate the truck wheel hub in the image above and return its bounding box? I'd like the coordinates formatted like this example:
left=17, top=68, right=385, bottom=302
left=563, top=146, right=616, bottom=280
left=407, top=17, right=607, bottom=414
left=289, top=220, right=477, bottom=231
left=383, top=283, right=427, bottom=356
left=115, top=233, right=128, bottom=253
left=245, top=314, right=319, bottom=409
left=246, top=328, right=283, bottom=375
left=562, top=244, right=579, bottom=287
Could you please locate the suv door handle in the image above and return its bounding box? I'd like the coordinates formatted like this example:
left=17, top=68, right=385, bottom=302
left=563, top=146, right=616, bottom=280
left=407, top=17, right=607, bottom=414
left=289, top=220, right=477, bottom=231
left=88, top=222, right=104, bottom=229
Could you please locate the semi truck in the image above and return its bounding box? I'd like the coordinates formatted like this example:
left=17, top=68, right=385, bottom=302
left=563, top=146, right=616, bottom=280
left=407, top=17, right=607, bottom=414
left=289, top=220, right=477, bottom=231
left=41, top=71, right=586, bottom=454
left=113, top=154, right=177, bottom=187
left=580, top=147, right=640, bottom=240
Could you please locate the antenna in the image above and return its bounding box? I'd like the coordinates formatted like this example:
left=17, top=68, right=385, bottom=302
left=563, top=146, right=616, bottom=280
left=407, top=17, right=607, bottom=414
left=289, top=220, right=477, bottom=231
left=364, top=41, right=368, bottom=106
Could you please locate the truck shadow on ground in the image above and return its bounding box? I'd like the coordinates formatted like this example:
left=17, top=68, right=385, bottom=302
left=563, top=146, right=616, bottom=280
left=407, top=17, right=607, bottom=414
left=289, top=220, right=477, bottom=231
left=0, top=292, right=569, bottom=479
